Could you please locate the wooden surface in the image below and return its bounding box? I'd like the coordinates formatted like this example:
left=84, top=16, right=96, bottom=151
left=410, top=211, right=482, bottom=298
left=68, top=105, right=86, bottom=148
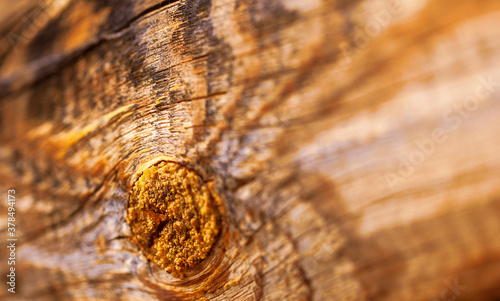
left=1, top=0, right=500, bottom=300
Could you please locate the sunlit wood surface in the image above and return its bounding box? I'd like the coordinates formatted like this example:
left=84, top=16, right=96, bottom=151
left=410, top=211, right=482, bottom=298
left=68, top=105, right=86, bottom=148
left=1, top=0, right=500, bottom=300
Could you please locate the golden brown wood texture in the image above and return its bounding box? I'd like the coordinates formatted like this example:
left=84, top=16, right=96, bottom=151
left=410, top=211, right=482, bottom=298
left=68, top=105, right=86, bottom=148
left=1, top=0, right=500, bottom=300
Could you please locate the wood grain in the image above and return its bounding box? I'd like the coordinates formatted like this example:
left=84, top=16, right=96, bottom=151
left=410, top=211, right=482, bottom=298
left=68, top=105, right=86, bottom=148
left=1, top=0, right=500, bottom=300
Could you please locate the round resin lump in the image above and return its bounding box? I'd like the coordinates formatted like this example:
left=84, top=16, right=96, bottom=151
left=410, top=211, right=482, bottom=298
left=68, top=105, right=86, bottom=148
left=127, top=161, right=219, bottom=275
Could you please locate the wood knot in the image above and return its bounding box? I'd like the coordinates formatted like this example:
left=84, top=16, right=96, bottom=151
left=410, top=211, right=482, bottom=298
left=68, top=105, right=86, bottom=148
left=126, top=161, right=220, bottom=277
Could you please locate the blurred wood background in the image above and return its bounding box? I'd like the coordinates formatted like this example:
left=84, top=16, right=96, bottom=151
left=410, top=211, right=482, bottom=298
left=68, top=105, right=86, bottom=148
left=1, top=0, right=500, bottom=300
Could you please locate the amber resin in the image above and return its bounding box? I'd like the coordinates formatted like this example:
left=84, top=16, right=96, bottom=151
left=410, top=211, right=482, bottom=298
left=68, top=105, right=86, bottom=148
left=127, top=161, right=220, bottom=276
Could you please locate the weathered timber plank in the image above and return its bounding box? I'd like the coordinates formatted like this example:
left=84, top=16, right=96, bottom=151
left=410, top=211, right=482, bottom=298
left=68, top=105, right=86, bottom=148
left=0, top=0, right=500, bottom=300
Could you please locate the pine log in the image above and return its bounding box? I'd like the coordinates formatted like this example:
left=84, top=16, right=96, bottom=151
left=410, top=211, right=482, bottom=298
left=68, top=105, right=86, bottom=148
left=1, top=0, right=500, bottom=300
